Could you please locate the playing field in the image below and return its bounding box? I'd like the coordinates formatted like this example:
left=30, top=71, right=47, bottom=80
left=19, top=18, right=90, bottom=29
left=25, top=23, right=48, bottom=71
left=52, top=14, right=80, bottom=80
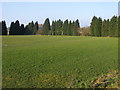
left=2, top=35, right=118, bottom=88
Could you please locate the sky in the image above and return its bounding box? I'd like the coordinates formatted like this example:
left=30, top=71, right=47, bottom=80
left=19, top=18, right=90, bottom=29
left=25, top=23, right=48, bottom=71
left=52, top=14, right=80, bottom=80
left=2, top=2, right=118, bottom=27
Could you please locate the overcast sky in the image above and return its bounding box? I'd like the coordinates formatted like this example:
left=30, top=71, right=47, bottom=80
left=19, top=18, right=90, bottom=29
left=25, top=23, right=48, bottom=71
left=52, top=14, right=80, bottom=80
left=2, top=2, right=118, bottom=27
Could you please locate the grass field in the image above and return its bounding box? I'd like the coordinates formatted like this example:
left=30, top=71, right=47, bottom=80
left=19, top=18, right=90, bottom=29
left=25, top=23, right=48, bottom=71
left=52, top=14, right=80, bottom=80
left=2, top=35, right=118, bottom=88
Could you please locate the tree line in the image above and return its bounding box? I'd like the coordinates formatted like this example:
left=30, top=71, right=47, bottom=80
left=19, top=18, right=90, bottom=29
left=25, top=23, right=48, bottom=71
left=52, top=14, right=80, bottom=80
left=90, top=16, right=120, bottom=37
left=0, top=20, right=39, bottom=35
left=9, top=20, right=39, bottom=35
left=42, top=18, right=80, bottom=36
left=0, top=16, right=120, bottom=37
left=0, top=18, right=80, bottom=36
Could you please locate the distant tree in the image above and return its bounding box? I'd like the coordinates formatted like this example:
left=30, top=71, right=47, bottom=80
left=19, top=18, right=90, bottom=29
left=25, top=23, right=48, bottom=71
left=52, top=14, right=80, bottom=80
left=34, top=21, right=39, bottom=35
left=75, top=19, right=80, bottom=28
left=70, top=20, right=80, bottom=36
left=14, top=20, right=20, bottom=35
left=90, top=16, right=97, bottom=36
left=106, top=19, right=110, bottom=36
left=114, top=16, right=118, bottom=37
left=118, top=16, right=120, bottom=37
left=71, top=21, right=75, bottom=36
left=90, top=16, right=102, bottom=37
left=74, top=19, right=80, bottom=36
left=102, top=19, right=107, bottom=37
left=27, top=21, right=35, bottom=35
left=24, top=25, right=29, bottom=35
left=96, top=17, right=102, bottom=37
left=20, top=24, right=25, bottom=35
left=55, top=19, right=63, bottom=35
left=43, top=18, right=51, bottom=35
left=54, top=20, right=57, bottom=35
left=2, top=21, right=7, bottom=35
left=9, top=22, right=15, bottom=35
left=59, top=20, right=63, bottom=35
left=63, top=19, right=68, bottom=35
left=68, top=20, right=72, bottom=35
left=109, top=16, right=118, bottom=37
left=94, top=18, right=98, bottom=36
left=0, top=22, right=2, bottom=35
left=51, top=21, right=55, bottom=35
left=101, top=19, right=109, bottom=37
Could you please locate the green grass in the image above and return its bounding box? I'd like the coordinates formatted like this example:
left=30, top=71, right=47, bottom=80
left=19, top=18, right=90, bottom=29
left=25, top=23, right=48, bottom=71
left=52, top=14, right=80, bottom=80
left=2, top=35, right=118, bottom=88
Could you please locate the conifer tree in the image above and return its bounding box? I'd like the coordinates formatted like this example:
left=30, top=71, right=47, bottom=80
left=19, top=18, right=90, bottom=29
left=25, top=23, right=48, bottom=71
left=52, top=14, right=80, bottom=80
left=2, top=21, right=7, bottom=35
left=118, top=16, right=120, bottom=37
left=96, top=17, right=102, bottom=37
left=101, top=19, right=109, bottom=37
left=20, top=24, right=25, bottom=35
left=0, top=22, right=2, bottom=35
left=24, top=25, right=29, bottom=35
left=102, top=19, right=107, bottom=37
left=71, top=21, right=75, bottom=36
left=43, top=18, right=51, bottom=35
left=90, top=16, right=97, bottom=36
left=9, top=22, right=15, bottom=35
left=109, top=16, right=117, bottom=37
left=27, top=21, right=35, bottom=35
left=74, top=19, right=80, bottom=36
left=55, top=19, right=63, bottom=35
left=14, top=20, right=20, bottom=35
left=90, top=16, right=102, bottom=37
left=63, top=19, right=68, bottom=35
left=34, top=21, right=39, bottom=35
left=68, top=21, right=72, bottom=35
left=51, top=21, right=55, bottom=35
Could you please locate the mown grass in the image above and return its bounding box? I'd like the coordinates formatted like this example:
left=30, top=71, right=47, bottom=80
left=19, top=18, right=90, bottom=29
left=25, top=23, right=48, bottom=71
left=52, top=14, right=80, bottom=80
left=2, top=35, right=118, bottom=88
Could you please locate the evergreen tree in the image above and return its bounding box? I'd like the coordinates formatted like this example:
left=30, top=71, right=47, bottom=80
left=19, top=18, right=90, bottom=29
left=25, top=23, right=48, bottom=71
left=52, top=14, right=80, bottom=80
left=75, top=19, right=80, bottom=29
left=71, top=21, right=75, bottom=36
left=51, top=21, right=55, bottom=35
left=20, top=24, right=25, bottom=35
left=96, top=17, right=102, bottom=37
left=54, top=20, right=57, bottom=35
left=74, top=19, right=80, bottom=36
left=114, top=16, right=118, bottom=37
left=34, top=21, right=39, bottom=35
left=55, top=19, right=63, bottom=35
left=27, top=21, right=35, bottom=35
left=90, top=16, right=102, bottom=37
left=68, top=21, right=72, bottom=35
left=9, top=22, right=15, bottom=35
left=43, top=18, right=51, bottom=35
left=14, top=20, right=20, bottom=35
left=109, top=16, right=118, bottom=37
left=0, top=22, right=2, bottom=35
left=101, top=19, right=109, bottom=37
left=59, top=19, right=63, bottom=35
left=101, top=19, right=106, bottom=37
left=2, top=21, right=7, bottom=35
left=54, top=20, right=58, bottom=35
left=118, top=16, right=120, bottom=37
left=90, top=16, right=98, bottom=36
left=24, top=25, right=29, bottom=35
left=106, top=19, right=110, bottom=36
left=63, top=19, right=68, bottom=35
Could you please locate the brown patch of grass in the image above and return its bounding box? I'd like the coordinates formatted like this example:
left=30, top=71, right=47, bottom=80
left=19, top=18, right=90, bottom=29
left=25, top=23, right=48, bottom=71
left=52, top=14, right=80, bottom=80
left=92, top=70, right=120, bottom=88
